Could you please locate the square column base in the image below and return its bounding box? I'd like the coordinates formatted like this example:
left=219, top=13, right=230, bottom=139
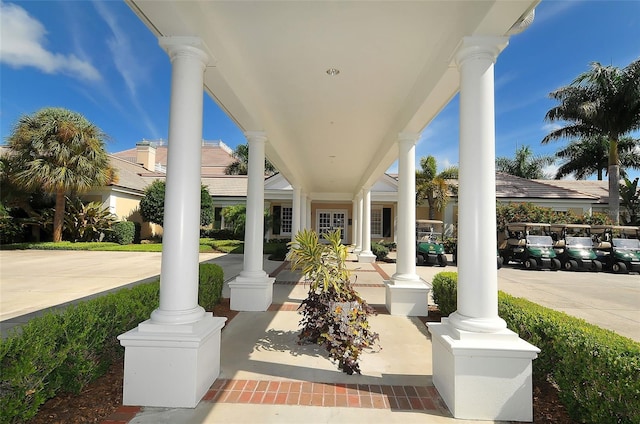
left=117, top=314, right=227, bottom=408
left=384, top=279, right=430, bottom=316
left=428, top=318, right=540, bottom=421
left=357, top=251, right=376, bottom=263
left=228, top=275, right=275, bottom=311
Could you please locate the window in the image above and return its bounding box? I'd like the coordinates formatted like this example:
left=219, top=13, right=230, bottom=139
left=281, top=207, right=293, bottom=234
left=371, top=208, right=382, bottom=238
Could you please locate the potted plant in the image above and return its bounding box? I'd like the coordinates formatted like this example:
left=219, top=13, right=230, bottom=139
left=288, top=229, right=379, bottom=374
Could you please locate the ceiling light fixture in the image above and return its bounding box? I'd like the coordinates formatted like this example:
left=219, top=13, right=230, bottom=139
left=326, top=68, right=340, bottom=76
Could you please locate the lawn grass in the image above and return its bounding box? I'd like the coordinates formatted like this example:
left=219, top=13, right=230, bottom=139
left=0, top=239, right=286, bottom=254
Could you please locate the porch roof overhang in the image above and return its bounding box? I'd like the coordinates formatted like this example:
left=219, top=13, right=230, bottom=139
left=126, top=1, right=538, bottom=199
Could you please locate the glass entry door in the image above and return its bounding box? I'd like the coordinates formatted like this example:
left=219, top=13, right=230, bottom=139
left=317, top=210, right=347, bottom=243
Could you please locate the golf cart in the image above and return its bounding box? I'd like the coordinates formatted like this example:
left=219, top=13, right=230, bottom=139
left=499, top=222, right=561, bottom=270
left=550, top=224, right=602, bottom=272
left=416, top=220, right=447, bottom=267
left=590, top=225, right=640, bottom=274
left=452, top=246, right=503, bottom=269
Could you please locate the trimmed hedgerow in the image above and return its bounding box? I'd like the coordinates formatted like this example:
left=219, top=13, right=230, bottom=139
left=0, top=262, right=224, bottom=423
left=499, top=292, right=640, bottom=424
left=431, top=272, right=457, bottom=316
left=198, top=263, right=224, bottom=311
left=371, top=242, right=389, bottom=261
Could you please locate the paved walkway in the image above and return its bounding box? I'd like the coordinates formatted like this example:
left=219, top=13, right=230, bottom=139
left=108, top=257, right=485, bottom=424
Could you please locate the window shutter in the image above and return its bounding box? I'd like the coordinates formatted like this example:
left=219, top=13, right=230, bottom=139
left=383, top=208, right=391, bottom=237
left=272, top=206, right=281, bottom=235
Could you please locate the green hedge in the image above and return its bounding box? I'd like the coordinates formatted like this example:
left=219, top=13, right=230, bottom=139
left=109, top=221, right=136, bottom=245
left=0, top=263, right=224, bottom=423
left=371, top=242, right=389, bottom=261
left=499, top=292, right=640, bottom=424
left=431, top=272, right=457, bottom=316
left=198, top=263, right=224, bottom=311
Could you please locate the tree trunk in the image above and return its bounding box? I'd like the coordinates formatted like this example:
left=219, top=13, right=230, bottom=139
left=609, top=138, right=620, bottom=225
left=53, top=190, right=66, bottom=242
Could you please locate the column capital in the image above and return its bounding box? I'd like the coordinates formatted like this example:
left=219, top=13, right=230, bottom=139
left=159, top=36, right=212, bottom=66
left=455, top=36, right=509, bottom=68
left=244, top=131, right=268, bottom=144
left=398, top=132, right=420, bottom=145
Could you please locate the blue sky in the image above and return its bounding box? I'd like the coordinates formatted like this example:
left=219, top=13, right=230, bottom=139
left=1, top=0, right=639, bottom=180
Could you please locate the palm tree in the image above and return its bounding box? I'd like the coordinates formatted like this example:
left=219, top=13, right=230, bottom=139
left=225, top=143, right=277, bottom=176
left=415, top=155, right=457, bottom=219
left=495, top=145, right=554, bottom=179
left=554, top=135, right=640, bottom=180
left=542, top=59, right=640, bottom=223
left=6, top=108, right=111, bottom=242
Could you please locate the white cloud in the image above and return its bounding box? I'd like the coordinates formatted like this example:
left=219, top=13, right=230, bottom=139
left=92, top=1, right=159, bottom=138
left=93, top=0, right=147, bottom=97
left=0, top=1, right=100, bottom=81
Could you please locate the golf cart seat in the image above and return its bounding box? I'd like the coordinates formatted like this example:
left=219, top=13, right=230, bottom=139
left=507, top=238, right=526, bottom=247
left=553, top=240, right=565, bottom=248
left=594, top=241, right=611, bottom=249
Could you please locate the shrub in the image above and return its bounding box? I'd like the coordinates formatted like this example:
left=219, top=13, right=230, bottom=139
left=267, top=242, right=289, bottom=261
left=0, top=204, right=23, bottom=244
left=431, top=272, right=458, bottom=316
left=499, top=293, right=640, bottom=424
left=109, top=221, right=135, bottom=245
left=199, top=263, right=224, bottom=311
left=0, top=262, right=224, bottom=423
left=371, top=242, right=389, bottom=261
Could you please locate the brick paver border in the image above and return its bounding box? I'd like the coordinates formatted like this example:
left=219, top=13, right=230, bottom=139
left=204, top=379, right=448, bottom=413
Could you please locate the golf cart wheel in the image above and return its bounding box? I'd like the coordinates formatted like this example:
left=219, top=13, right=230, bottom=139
left=437, top=254, right=448, bottom=267
left=551, top=258, right=561, bottom=271
left=524, top=258, right=537, bottom=269
left=416, top=255, right=424, bottom=266
left=565, top=260, right=578, bottom=271
left=612, top=262, right=628, bottom=274
left=591, top=260, right=603, bottom=272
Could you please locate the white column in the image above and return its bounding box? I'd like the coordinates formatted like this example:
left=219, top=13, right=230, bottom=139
left=428, top=35, right=539, bottom=422
left=449, top=38, right=507, bottom=333
left=357, top=188, right=376, bottom=262
left=291, top=186, right=301, bottom=240
left=300, top=192, right=307, bottom=231
left=351, top=198, right=358, bottom=249
left=353, top=193, right=362, bottom=254
left=306, top=197, right=312, bottom=230
left=384, top=133, right=429, bottom=316
left=229, top=132, right=275, bottom=311
left=393, top=133, right=419, bottom=281
left=118, top=37, right=226, bottom=409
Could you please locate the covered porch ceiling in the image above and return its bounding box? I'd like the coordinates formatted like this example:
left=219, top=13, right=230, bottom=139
left=127, top=1, right=537, bottom=200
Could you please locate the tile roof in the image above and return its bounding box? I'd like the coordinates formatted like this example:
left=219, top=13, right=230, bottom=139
left=202, top=176, right=248, bottom=197
left=111, top=142, right=235, bottom=176
left=496, top=172, right=599, bottom=200
left=535, top=179, right=609, bottom=203
left=108, top=156, right=150, bottom=193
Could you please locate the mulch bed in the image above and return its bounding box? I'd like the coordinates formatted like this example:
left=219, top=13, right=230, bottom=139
left=27, top=299, right=575, bottom=423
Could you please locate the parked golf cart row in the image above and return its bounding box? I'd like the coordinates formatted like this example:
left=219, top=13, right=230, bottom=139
left=499, top=222, right=640, bottom=274
left=416, top=220, right=518, bottom=270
